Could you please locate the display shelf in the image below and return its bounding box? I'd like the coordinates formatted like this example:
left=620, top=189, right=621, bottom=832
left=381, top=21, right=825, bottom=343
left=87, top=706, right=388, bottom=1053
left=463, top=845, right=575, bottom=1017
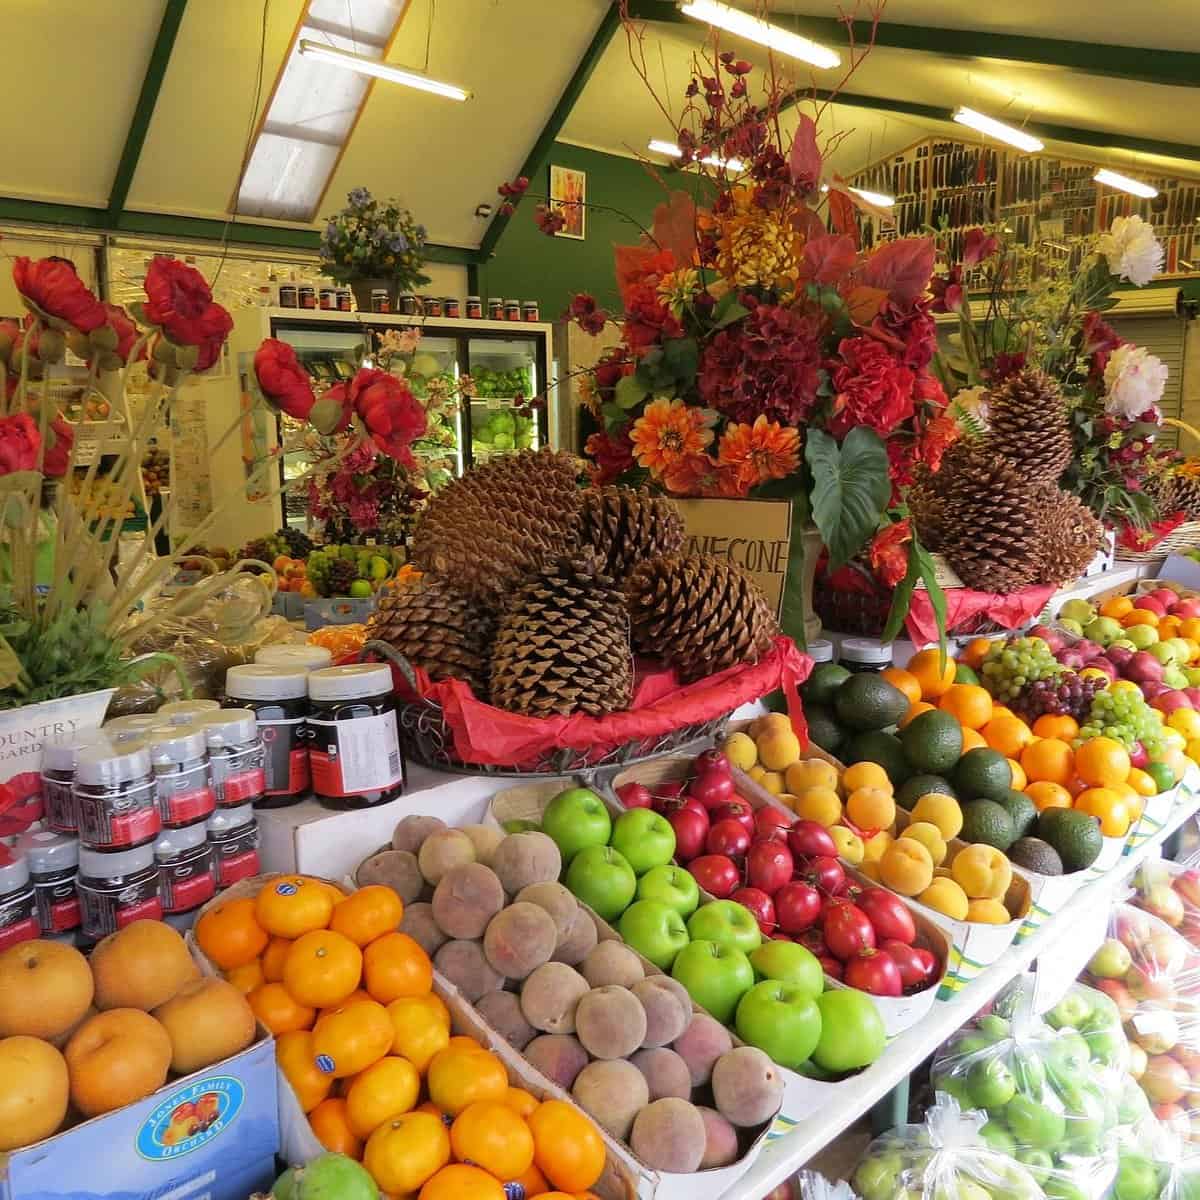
left=1040, top=561, right=1147, bottom=619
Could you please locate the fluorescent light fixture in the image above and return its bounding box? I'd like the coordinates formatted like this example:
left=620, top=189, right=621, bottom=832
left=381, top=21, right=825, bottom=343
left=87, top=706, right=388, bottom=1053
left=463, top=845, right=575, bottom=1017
left=648, top=139, right=745, bottom=172
left=678, top=0, right=840, bottom=69
left=849, top=186, right=893, bottom=207
left=298, top=39, right=470, bottom=100
left=953, top=107, right=1043, bottom=153
left=1094, top=168, right=1158, bottom=199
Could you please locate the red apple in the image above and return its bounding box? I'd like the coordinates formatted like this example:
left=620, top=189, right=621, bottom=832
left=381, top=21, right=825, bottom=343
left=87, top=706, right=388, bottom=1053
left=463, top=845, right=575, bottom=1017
left=800, top=855, right=846, bottom=896
left=796, top=927, right=827, bottom=957
left=1129, top=741, right=1150, bottom=769
left=1029, top=625, right=1065, bottom=654
left=822, top=901, right=875, bottom=960
left=844, top=947, right=903, bottom=997
left=787, top=822, right=838, bottom=861
left=688, top=854, right=740, bottom=899
left=1094, top=978, right=1137, bottom=1022
left=650, top=779, right=685, bottom=813
left=706, top=819, right=751, bottom=859
left=775, top=881, right=822, bottom=935
left=617, top=782, right=654, bottom=810
left=1152, top=691, right=1193, bottom=716
left=857, top=888, right=917, bottom=945
left=880, top=939, right=936, bottom=991
left=712, top=801, right=755, bottom=836
left=1107, top=645, right=1135, bottom=672
left=694, top=749, right=732, bottom=777
left=1085, top=657, right=1118, bottom=682
left=1174, top=597, right=1200, bottom=619
left=754, top=806, right=795, bottom=840
left=688, top=771, right=735, bottom=809
left=747, top=839, right=794, bottom=894
left=1146, top=929, right=1188, bottom=975
left=1127, top=966, right=1177, bottom=1006
left=1151, top=588, right=1178, bottom=609
left=818, top=955, right=843, bottom=980
left=1137, top=596, right=1167, bottom=618
left=732, top=886, right=776, bottom=935
left=1142, top=883, right=1186, bottom=928
left=1176, top=869, right=1200, bottom=909
left=668, top=807, right=709, bottom=863
left=1154, top=1102, right=1192, bottom=1141
left=1144, top=1055, right=1190, bottom=1104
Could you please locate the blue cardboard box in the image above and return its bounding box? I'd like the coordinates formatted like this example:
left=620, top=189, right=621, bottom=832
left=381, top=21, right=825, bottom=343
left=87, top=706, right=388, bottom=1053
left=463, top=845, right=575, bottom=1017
left=1, top=1035, right=278, bottom=1200
left=303, top=597, right=374, bottom=630
left=271, top=591, right=305, bottom=620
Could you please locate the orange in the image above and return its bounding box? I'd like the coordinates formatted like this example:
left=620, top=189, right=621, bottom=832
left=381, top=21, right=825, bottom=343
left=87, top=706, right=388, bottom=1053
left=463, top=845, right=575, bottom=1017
left=255, top=876, right=336, bottom=939
left=419, top=1164, right=505, bottom=1200
left=387, top=995, right=451, bottom=1072
left=1007, top=758, right=1027, bottom=792
left=1020, top=738, right=1074, bottom=786
left=309, top=1097, right=363, bottom=1159
left=1160, top=616, right=1183, bottom=638
left=961, top=638, right=994, bottom=669
left=1128, top=767, right=1157, bottom=797
left=447, top=1035, right=487, bottom=1053
left=961, top=727, right=987, bottom=751
left=346, top=1055, right=421, bottom=1138
left=900, top=701, right=935, bottom=728
left=195, top=897, right=269, bottom=971
left=1075, top=736, right=1131, bottom=787
left=451, top=1100, right=536, bottom=1180
left=939, top=684, right=993, bottom=730
left=330, top=885, right=405, bottom=948
left=311, top=998, right=394, bottom=1079
left=276, top=1030, right=333, bottom=1112
left=283, top=929, right=363, bottom=1008
left=427, top=1045, right=508, bottom=1117
left=1122, top=609, right=1159, bottom=628
left=1025, top=781, right=1072, bottom=811
left=881, top=668, right=921, bottom=707
left=364, top=1110, right=452, bottom=1195
left=1100, top=595, right=1135, bottom=619
left=504, top=1087, right=539, bottom=1119
left=982, top=715, right=1033, bottom=757
left=507, top=1162, right=551, bottom=1196
left=528, top=1100, right=605, bottom=1194
left=364, top=932, right=433, bottom=1004
left=1127, top=793, right=1145, bottom=823
left=1180, top=618, right=1200, bottom=640
left=322, top=988, right=372, bottom=1018
left=249, top=982, right=316, bottom=1034
left=1074, top=787, right=1131, bottom=837
left=262, top=937, right=293, bottom=983
left=1032, top=714, right=1080, bottom=741
left=907, top=648, right=957, bottom=699
left=225, top=960, right=264, bottom=995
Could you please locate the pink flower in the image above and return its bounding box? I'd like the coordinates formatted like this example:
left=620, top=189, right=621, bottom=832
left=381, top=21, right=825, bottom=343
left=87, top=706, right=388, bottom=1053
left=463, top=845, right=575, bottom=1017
left=829, top=336, right=916, bottom=438
left=349, top=369, right=427, bottom=465
left=930, top=267, right=964, bottom=315
left=963, top=228, right=1000, bottom=266
left=584, top=429, right=635, bottom=485
left=143, top=258, right=234, bottom=359
left=0, top=413, right=40, bottom=475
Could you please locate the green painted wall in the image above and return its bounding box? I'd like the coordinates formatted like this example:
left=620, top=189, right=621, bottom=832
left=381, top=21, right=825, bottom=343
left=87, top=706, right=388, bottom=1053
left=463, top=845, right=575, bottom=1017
left=477, top=140, right=710, bottom=320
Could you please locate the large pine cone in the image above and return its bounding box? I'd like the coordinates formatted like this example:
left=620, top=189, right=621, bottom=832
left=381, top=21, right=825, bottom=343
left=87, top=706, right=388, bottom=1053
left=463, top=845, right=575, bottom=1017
left=366, top=575, right=494, bottom=697
left=489, top=556, right=632, bottom=718
left=579, top=486, right=686, bottom=581
left=411, top=449, right=583, bottom=610
left=1033, top=486, right=1105, bottom=586
left=1152, top=472, right=1200, bottom=520
left=628, top=554, right=778, bottom=682
left=985, top=368, right=1072, bottom=485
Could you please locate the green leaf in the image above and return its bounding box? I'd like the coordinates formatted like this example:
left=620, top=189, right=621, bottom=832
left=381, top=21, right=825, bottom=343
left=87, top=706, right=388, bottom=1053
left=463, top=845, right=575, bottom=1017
left=881, top=542, right=921, bottom=644
left=805, top=427, right=892, bottom=569
left=778, top=493, right=812, bottom=647
left=0, top=634, right=28, bottom=692
left=710, top=296, right=749, bottom=331
left=661, top=337, right=699, bottom=385
left=614, top=374, right=648, bottom=410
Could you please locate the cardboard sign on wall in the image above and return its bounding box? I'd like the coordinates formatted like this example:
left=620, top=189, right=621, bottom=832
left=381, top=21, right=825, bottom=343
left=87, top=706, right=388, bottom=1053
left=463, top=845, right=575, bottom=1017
left=673, top=498, right=793, bottom=618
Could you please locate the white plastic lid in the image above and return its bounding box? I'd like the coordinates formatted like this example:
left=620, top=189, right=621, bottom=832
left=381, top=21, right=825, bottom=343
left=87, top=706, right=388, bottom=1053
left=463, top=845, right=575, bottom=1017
left=79, top=843, right=155, bottom=879
left=148, top=728, right=208, bottom=766
left=255, top=644, right=333, bottom=671
left=206, top=801, right=256, bottom=833
left=807, top=639, right=835, bottom=664
left=154, top=821, right=208, bottom=856
left=157, top=699, right=221, bottom=720
left=0, top=848, right=30, bottom=892
left=226, top=664, right=310, bottom=701
left=840, top=638, right=893, bottom=666
left=308, top=663, right=393, bottom=702
left=75, top=744, right=153, bottom=787
left=103, top=714, right=162, bottom=737
left=203, top=709, right=259, bottom=748
left=42, top=729, right=111, bottom=772
left=16, top=829, right=79, bottom=872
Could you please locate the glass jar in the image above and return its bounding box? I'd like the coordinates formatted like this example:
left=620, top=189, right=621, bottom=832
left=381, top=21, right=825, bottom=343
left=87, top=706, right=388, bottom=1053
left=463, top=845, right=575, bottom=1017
left=337, top=289, right=352, bottom=312
left=157, top=699, right=221, bottom=722
left=0, top=850, right=39, bottom=951
left=371, top=288, right=390, bottom=314
left=254, top=644, right=333, bottom=671
left=16, top=830, right=80, bottom=936
left=74, top=744, right=160, bottom=850
left=77, top=844, right=162, bottom=939
left=298, top=285, right=316, bottom=310
left=155, top=822, right=216, bottom=918
left=466, top=296, right=482, bottom=319
left=224, top=665, right=310, bottom=806
left=504, top=299, right=520, bottom=322
left=807, top=639, right=836, bottom=665
left=307, top=664, right=404, bottom=809
left=41, top=729, right=110, bottom=834
left=399, top=294, right=418, bottom=315
left=444, top=297, right=460, bottom=318
left=203, top=710, right=265, bottom=807
left=839, top=638, right=893, bottom=674
left=207, top=803, right=260, bottom=889
left=148, top=727, right=214, bottom=826
left=522, top=301, right=539, bottom=322
left=423, top=297, right=443, bottom=317
left=319, top=287, right=336, bottom=311
left=278, top=283, right=298, bottom=309
left=487, top=298, right=503, bottom=320
left=103, top=714, right=166, bottom=742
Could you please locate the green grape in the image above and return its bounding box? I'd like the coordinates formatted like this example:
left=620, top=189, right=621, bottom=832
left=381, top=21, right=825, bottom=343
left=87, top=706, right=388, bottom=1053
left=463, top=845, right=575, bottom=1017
left=981, top=637, right=1062, bottom=701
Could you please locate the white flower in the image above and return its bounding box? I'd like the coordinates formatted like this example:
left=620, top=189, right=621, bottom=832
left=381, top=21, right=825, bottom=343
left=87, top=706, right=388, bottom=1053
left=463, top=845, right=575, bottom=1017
left=1104, top=344, right=1168, bottom=418
left=950, top=385, right=989, bottom=427
left=1097, top=214, right=1164, bottom=287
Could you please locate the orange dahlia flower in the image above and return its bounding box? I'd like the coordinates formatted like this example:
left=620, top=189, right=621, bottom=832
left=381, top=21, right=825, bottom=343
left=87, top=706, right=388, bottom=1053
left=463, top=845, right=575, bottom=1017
left=717, top=416, right=801, bottom=487
left=630, top=397, right=713, bottom=475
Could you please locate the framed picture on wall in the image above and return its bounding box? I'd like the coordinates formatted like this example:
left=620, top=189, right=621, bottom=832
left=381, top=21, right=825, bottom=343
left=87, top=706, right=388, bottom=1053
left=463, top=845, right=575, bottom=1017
left=549, top=164, right=586, bottom=239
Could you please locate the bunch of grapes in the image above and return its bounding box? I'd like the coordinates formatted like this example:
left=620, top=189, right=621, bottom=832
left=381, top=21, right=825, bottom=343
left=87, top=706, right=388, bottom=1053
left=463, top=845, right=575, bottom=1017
left=979, top=637, right=1063, bottom=702
left=1012, top=673, right=1105, bottom=723
left=1079, top=687, right=1166, bottom=757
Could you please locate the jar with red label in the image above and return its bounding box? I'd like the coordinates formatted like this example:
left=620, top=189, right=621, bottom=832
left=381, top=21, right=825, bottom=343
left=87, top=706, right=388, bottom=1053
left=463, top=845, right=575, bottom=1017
left=444, top=298, right=461, bottom=318
left=74, top=744, right=160, bottom=850
left=155, top=822, right=216, bottom=921
left=487, top=298, right=503, bottom=320
left=0, top=850, right=39, bottom=951
left=148, top=727, right=214, bottom=827
left=504, top=299, right=520, bottom=321
left=319, top=287, right=336, bottom=311
left=255, top=644, right=333, bottom=671
left=522, top=300, right=539, bottom=322
left=204, top=710, right=266, bottom=807
left=41, top=729, right=110, bottom=835
left=224, top=665, right=310, bottom=807
left=207, top=803, right=260, bottom=888
left=299, top=285, right=316, bottom=310
left=308, top=664, right=404, bottom=810
left=157, top=699, right=221, bottom=723
left=76, top=844, right=162, bottom=939
left=16, top=830, right=80, bottom=936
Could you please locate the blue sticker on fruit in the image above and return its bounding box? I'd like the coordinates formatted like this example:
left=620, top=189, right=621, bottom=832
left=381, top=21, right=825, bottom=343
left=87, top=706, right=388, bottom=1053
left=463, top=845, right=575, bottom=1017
left=276, top=881, right=298, bottom=895
left=315, top=1054, right=336, bottom=1074
left=135, top=1075, right=245, bottom=1161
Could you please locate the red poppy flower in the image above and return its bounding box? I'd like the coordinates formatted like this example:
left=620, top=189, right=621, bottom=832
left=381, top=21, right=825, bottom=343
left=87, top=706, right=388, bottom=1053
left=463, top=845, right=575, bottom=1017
left=0, top=413, right=40, bottom=475
left=12, top=257, right=107, bottom=333
left=349, top=369, right=426, bottom=465
left=254, top=339, right=315, bottom=421
left=143, top=258, right=234, bottom=352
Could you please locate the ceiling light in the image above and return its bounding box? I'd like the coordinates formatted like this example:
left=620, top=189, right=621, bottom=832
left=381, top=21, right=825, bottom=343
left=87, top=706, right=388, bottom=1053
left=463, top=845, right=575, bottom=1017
left=298, top=39, right=470, bottom=101
left=1094, top=168, right=1158, bottom=199
left=678, top=0, right=840, bottom=69
left=848, top=186, right=893, bottom=208
left=648, top=139, right=745, bottom=172
left=953, top=107, right=1043, bottom=153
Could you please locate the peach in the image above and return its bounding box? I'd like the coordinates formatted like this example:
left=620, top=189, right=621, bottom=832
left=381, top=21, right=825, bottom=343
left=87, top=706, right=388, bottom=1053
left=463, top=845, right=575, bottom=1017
left=951, top=844, right=1012, bottom=900
left=911, top=792, right=964, bottom=840
left=879, top=838, right=934, bottom=897
left=919, top=877, right=969, bottom=922
left=901, top=821, right=947, bottom=866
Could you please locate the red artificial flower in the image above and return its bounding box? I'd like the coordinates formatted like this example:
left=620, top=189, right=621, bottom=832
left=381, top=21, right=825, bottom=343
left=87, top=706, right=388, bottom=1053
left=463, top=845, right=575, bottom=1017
left=102, top=303, right=144, bottom=366
left=43, top=415, right=73, bottom=478
left=143, top=257, right=234, bottom=353
left=829, top=337, right=916, bottom=438
left=929, top=266, right=964, bottom=315
left=661, top=452, right=744, bottom=497
left=255, top=339, right=316, bottom=422
left=868, top=299, right=938, bottom=372
left=593, top=348, right=632, bottom=398
left=963, top=228, right=1000, bottom=267
left=916, top=409, right=959, bottom=474
left=12, top=257, right=107, bottom=333
left=886, top=438, right=916, bottom=505
left=584, top=428, right=635, bottom=485
left=1081, top=309, right=1123, bottom=381
left=349, top=369, right=427, bottom=465
left=623, top=281, right=683, bottom=352
left=869, top=520, right=912, bottom=588
left=535, top=204, right=566, bottom=236
left=989, top=352, right=1027, bottom=383
left=569, top=293, right=609, bottom=335
left=0, top=320, right=20, bottom=364
left=0, top=413, right=40, bottom=475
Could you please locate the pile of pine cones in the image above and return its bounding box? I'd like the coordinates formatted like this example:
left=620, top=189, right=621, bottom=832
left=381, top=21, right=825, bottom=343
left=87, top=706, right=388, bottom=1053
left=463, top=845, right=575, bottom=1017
left=366, top=450, right=778, bottom=717
left=909, top=368, right=1104, bottom=593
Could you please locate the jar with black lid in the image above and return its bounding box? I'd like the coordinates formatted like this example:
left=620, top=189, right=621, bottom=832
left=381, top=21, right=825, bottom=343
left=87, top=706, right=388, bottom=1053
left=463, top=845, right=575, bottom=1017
left=203, top=709, right=265, bottom=806
left=466, top=296, right=482, bottom=319
left=278, top=283, right=298, bottom=308
left=224, top=665, right=310, bottom=806
left=77, top=844, right=162, bottom=939
left=444, top=297, right=461, bottom=318
left=839, top=637, right=893, bottom=674
left=255, top=643, right=333, bottom=671
left=154, top=822, right=216, bottom=921
left=319, top=287, right=336, bottom=311
left=0, top=850, right=39, bottom=951
left=307, top=664, right=404, bottom=810
left=487, top=298, right=503, bottom=320
left=16, top=830, right=81, bottom=936
left=74, top=744, right=160, bottom=850
left=41, top=729, right=109, bottom=834
left=148, top=726, right=214, bottom=826
left=207, top=803, right=260, bottom=888
left=298, top=285, right=316, bottom=310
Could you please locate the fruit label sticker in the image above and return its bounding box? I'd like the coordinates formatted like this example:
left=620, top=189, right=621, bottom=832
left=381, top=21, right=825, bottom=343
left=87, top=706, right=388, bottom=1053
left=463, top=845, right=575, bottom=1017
left=136, top=1075, right=245, bottom=1160
left=309, top=710, right=403, bottom=798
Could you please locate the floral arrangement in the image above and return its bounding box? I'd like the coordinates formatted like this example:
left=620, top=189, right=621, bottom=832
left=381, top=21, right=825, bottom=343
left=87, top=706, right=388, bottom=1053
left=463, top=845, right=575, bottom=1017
left=318, top=187, right=430, bottom=293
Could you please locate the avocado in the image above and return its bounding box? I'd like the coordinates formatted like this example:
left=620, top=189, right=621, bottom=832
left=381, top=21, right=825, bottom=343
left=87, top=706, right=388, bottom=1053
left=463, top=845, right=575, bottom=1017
left=998, top=790, right=1038, bottom=840
left=900, top=709, right=964, bottom=774
left=1008, top=836, right=1064, bottom=877
left=960, top=799, right=1016, bottom=851
left=833, top=673, right=910, bottom=732
left=952, top=747, right=1014, bottom=802
left=802, top=662, right=852, bottom=708
left=805, top=705, right=845, bottom=756
left=1036, top=809, right=1104, bottom=873
left=843, top=730, right=913, bottom=786
left=895, top=773, right=957, bottom=812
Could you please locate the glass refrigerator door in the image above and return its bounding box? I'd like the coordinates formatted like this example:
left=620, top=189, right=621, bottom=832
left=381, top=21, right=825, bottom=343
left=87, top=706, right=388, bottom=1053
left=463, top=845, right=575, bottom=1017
left=466, top=335, right=542, bottom=463
left=401, top=334, right=463, bottom=485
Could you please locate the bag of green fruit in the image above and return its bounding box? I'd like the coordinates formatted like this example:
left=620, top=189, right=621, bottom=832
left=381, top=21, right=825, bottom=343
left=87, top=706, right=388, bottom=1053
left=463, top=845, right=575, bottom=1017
left=1113, top=1152, right=1200, bottom=1200
left=798, top=1172, right=859, bottom=1200
left=930, top=989, right=1119, bottom=1199
left=852, top=1094, right=1046, bottom=1200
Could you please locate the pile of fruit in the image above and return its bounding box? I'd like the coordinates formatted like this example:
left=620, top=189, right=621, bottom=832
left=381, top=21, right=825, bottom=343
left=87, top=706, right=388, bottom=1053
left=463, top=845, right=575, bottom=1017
left=196, top=875, right=608, bottom=1197
left=179, top=543, right=234, bottom=572
left=140, top=445, right=169, bottom=496
left=472, top=407, right=535, bottom=456
left=0, top=924, right=256, bottom=1152
left=68, top=470, right=135, bottom=521
left=1134, top=858, right=1200, bottom=946
left=304, top=545, right=403, bottom=598
left=472, top=365, right=532, bottom=399
left=238, top=526, right=316, bottom=566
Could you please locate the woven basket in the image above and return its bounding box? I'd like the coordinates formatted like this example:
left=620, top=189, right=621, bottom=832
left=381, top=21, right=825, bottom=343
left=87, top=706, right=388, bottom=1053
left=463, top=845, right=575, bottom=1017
left=1116, top=519, right=1200, bottom=563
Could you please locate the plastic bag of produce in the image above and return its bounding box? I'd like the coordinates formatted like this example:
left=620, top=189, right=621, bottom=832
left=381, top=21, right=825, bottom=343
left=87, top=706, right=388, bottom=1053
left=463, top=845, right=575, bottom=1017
left=930, top=988, right=1119, bottom=1199
left=1135, top=856, right=1200, bottom=949
left=853, top=1094, right=1045, bottom=1200
left=797, top=1172, right=859, bottom=1199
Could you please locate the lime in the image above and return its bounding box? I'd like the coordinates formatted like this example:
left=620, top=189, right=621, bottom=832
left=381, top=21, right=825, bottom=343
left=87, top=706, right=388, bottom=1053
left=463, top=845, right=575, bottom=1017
left=348, top=579, right=373, bottom=598
left=1145, top=761, right=1175, bottom=793
left=955, top=663, right=981, bottom=685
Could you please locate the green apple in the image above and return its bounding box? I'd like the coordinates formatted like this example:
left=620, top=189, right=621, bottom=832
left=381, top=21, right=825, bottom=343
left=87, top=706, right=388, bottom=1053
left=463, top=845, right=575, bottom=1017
left=1125, top=624, right=1159, bottom=649
left=1115, top=1155, right=1160, bottom=1200
left=671, top=939, right=755, bottom=1024
left=687, top=899, right=762, bottom=955
left=1005, top=1093, right=1066, bottom=1148
left=979, top=1120, right=1016, bottom=1156
left=967, top=1057, right=1015, bottom=1108
left=564, top=845, right=637, bottom=921
left=1045, top=989, right=1091, bottom=1030
left=812, top=989, right=885, bottom=1073
left=855, top=1154, right=903, bottom=1200
left=1088, top=937, right=1132, bottom=979
left=749, top=940, right=823, bottom=995
left=1085, top=616, right=1123, bottom=646
left=617, top=899, right=689, bottom=970
left=1165, top=665, right=1190, bottom=690
left=1060, top=600, right=1096, bottom=625
left=1185, top=666, right=1200, bottom=686
left=540, top=786, right=612, bottom=863
left=1058, top=618, right=1084, bottom=637
left=609, top=809, right=676, bottom=876
left=1017, top=1148, right=1055, bottom=1185
left=1044, top=1180, right=1087, bottom=1200
left=1149, top=642, right=1179, bottom=666
left=636, top=864, right=700, bottom=917
left=1169, top=637, right=1193, bottom=662
left=1112, top=638, right=1139, bottom=652
left=734, top=979, right=821, bottom=1069
left=1011, top=1049, right=1046, bottom=1096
